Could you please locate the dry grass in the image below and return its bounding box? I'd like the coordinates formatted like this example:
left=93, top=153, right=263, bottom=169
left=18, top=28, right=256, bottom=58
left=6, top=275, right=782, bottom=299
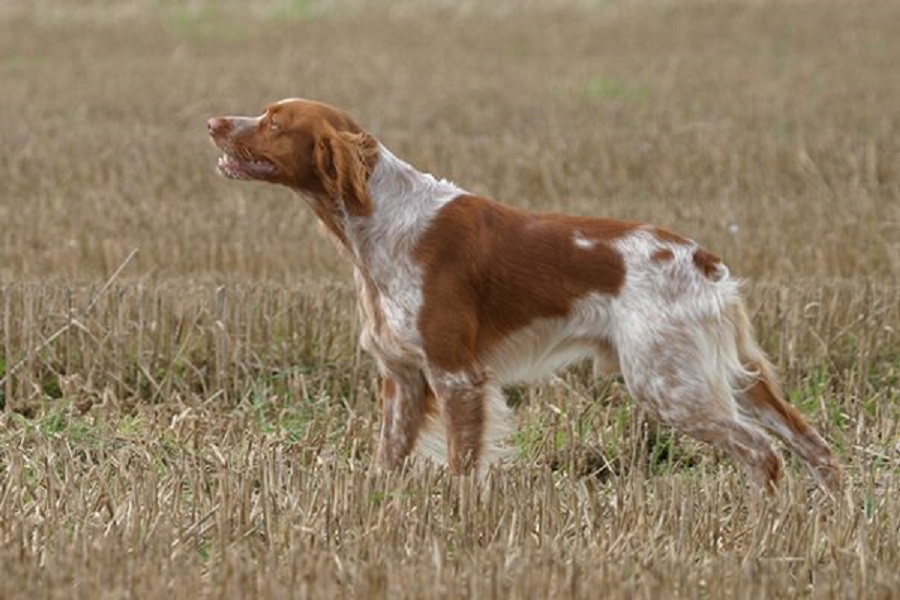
left=1, top=1, right=899, bottom=598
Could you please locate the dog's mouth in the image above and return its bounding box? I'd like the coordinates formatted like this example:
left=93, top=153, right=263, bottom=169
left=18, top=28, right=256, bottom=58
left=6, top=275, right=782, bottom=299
left=214, top=146, right=277, bottom=181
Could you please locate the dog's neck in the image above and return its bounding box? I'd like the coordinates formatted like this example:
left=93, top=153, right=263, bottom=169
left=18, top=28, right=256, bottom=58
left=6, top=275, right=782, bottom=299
left=341, top=143, right=464, bottom=287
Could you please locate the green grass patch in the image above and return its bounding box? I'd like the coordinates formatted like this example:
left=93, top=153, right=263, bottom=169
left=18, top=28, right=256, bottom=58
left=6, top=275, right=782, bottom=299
left=3, top=53, right=44, bottom=71
left=270, top=0, right=318, bottom=22
left=165, top=5, right=254, bottom=42
left=583, top=76, right=649, bottom=102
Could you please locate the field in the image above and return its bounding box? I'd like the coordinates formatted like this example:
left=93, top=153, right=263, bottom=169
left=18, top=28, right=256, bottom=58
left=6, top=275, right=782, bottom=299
left=1, top=0, right=899, bottom=597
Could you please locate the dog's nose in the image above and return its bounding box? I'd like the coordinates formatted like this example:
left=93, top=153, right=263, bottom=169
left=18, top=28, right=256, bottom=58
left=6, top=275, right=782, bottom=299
left=207, top=117, right=226, bottom=135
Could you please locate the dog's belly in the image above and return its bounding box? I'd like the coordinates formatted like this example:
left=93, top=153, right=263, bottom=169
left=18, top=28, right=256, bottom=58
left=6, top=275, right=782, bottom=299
left=481, top=292, right=618, bottom=384
left=483, top=325, right=618, bottom=385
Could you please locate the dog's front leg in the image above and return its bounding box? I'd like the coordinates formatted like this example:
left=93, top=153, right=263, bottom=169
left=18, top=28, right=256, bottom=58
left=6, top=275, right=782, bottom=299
left=429, top=369, right=491, bottom=475
left=376, top=368, right=430, bottom=470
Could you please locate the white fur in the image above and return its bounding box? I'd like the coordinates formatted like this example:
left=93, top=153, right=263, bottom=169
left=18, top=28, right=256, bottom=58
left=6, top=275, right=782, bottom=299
left=572, top=230, right=597, bottom=250
left=412, top=384, right=515, bottom=473
left=346, top=144, right=465, bottom=370
left=223, top=115, right=261, bottom=135
left=609, top=228, right=748, bottom=425
left=484, top=293, right=616, bottom=385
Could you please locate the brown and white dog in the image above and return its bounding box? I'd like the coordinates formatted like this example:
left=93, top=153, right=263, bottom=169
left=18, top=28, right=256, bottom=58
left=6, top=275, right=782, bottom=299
left=208, top=98, right=841, bottom=492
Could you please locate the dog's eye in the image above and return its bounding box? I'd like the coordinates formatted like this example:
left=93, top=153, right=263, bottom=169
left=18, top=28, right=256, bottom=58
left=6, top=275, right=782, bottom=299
left=268, top=121, right=281, bottom=132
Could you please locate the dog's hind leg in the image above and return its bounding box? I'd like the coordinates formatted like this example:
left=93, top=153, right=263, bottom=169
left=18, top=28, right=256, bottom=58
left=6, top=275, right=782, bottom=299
left=624, top=380, right=784, bottom=494
left=727, top=303, right=842, bottom=491
left=616, top=321, right=784, bottom=494
left=735, top=363, right=842, bottom=491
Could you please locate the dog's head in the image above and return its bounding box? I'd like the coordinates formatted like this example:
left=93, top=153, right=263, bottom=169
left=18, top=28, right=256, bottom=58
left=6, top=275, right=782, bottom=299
left=208, top=98, right=379, bottom=218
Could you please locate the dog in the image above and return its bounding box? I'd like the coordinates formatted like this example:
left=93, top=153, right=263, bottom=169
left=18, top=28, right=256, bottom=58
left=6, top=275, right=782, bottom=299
left=208, top=98, right=841, bottom=492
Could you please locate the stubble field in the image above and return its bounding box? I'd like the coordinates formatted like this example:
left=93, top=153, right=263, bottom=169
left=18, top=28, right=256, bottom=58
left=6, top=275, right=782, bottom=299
left=1, top=1, right=899, bottom=597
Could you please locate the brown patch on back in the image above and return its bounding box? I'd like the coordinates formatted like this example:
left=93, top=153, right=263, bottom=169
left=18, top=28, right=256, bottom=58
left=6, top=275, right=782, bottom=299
left=651, top=248, right=674, bottom=263
left=692, top=248, right=723, bottom=280
left=414, top=195, right=635, bottom=372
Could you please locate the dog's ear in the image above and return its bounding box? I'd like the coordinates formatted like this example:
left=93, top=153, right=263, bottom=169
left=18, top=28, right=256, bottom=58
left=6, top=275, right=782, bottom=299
left=314, top=128, right=378, bottom=217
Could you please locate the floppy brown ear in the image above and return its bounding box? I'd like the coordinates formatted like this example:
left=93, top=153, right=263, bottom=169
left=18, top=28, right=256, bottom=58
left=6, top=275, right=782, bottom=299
left=314, top=129, right=378, bottom=217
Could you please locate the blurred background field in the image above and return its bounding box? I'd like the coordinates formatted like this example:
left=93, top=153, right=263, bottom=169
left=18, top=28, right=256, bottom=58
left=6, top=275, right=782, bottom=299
left=0, top=1, right=898, bottom=598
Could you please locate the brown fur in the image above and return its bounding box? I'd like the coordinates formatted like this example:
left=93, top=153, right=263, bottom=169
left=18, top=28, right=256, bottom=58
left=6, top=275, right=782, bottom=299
left=436, top=374, right=487, bottom=471
left=314, top=129, right=379, bottom=217
left=652, top=227, right=691, bottom=245
left=692, top=248, right=723, bottom=280
left=411, top=196, right=640, bottom=472
left=740, top=365, right=842, bottom=490
left=209, top=99, right=378, bottom=249
left=414, top=195, right=634, bottom=373
left=651, top=248, right=675, bottom=263
left=728, top=301, right=842, bottom=491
